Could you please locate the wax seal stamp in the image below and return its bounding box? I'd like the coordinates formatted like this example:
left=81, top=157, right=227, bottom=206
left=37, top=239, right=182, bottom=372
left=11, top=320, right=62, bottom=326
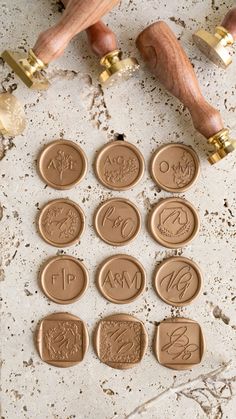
left=94, top=198, right=141, bottom=246
left=97, top=254, right=146, bottom=304
left=193, top=7, right=236, bottom=69
left=154, top=317, right=205, bottom=370
left=149, top=198, right=200, bottom=248
left=151, top=144, right=200, bottom=192
left=37, top=140, right=87, bottom=190
left=94, top=313, right=148, bottom=369
left=95, top=140, right=145, bottom=190
left=39, top=255, right=89, bottom=304
left=38, top=199, right=85, bottom=247
left=0, top=92, right=26, bottom=136
left=35, top=312, right=89, bottom=367
left=154, top=257, right=203, bottom=306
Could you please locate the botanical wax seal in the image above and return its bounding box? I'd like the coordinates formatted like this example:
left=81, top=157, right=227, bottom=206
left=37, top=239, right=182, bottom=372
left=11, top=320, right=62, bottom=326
left=94, top=198, right=141, bottom=246
left=40, top=255, right=89, bottom=304
left=35, top=312, right=89, bottom=367
left=154, top=257, right=203, bottom=306
left=97, top=254, right=146, bottom=304
left=94, top=313, right=148, bottom=369
left=149, top=198, right=200, bottom=248
left=38, top=199, right=85, bottom=247
left=37, top=140, right=87, bottom=190
left=151, top=144, right=200, bottom=192
left=154, top=317, right=205, bottom=370
left=95, top=140, right=145, bottom=190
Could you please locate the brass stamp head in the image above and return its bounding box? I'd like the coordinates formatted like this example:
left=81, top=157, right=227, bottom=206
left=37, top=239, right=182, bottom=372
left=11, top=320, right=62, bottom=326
left=99, top=49, right=139, bottom=86
left=193, top=26, right=234, bottom=69
left=1, top=49, right=50, bottom=90
left=0, top=92, right=26, bottom=136
left=208, top=128, right=236, bottom=164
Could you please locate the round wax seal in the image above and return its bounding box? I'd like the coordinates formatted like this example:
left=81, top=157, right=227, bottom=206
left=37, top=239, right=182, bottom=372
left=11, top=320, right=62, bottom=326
left=154, top=317, right=205, bottom=370
left=154, top=257, right=202, bottom=306
left=38, top=199, right=85, bottom=247
left=35, top=312, right=89, bottom=367
left=151, top=143, right=200, bottom=192
left=94, top=313, right=148, bottom=369
left=95, top=140, right=145, bottom=190
left=149, top=198, right=200, bottom=248
left=37, top=140, right=87, bottom=190
left=94, top=198, right=141, bottom=246
left=97, top=254, right=146, bottom=304
left=40, top=255, right=89, bottom=304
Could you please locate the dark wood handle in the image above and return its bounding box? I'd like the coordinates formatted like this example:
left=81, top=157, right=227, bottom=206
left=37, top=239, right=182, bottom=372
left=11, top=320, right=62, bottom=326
left=136, top=21, right=224, bottom=139
left=33, top=0, right=120, bottom=63
left=221, top=7, right=236, bottom=40
left=86, top=21, right=117, bottom=57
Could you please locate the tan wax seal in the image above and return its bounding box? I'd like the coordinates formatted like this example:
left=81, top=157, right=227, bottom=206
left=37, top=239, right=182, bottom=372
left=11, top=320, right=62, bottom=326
left=154, top=317, right=205, bottom=370
left=94, top=313, right=148, bottom=369
left=40, top=255, right=89, bottom=304
left=95, top=140, right=145, bottom=190
left=97, top=254, right=146, bottom=304
left=37, top=140, right=87, bottom=190
left=149, top=198, right=200, bottom=248
left=94, top=198, right=141, bottom=246
left=35, top=312, right=89, bottom=368
left=154, top=257, right=202, bottom=307
left=38, top=199, right=85, bottom=247
left=151, top=144, right=200, bottom=192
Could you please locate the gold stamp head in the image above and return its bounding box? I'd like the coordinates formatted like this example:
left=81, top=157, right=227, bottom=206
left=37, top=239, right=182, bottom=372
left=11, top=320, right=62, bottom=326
left=193, top=26, right=234, bottom=69
left=99, top=49, right=139, bottom=86
left=208, top=128, right=236, bottom=164
left=0, top=92, right=26, bottom=136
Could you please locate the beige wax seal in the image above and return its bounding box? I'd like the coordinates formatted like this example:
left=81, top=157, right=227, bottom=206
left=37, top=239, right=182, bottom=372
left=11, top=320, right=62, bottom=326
left=154, top=317, right=205, bottom=370
left=154, top=257, right=202, bottom=306
left=38, top=199, right=85, bottom=247
left=35, top=312, right=89, bottom=367
left=149, top=198, right=200, bottom=248
left=40, top=255, right=89, bottom=304
left=37, top=140, right=87, bottom=190
left=97, top=254, right=146, bottom=304
left=94, top=198, right=141, bottom=246
left=94, top=313, right=148, bottom=369
left=151, top=143, right=200, bottom=192
left=95, top=140, right=145, bottom=190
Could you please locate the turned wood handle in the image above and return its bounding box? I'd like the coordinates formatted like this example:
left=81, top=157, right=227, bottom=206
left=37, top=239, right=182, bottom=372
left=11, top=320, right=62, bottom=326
left=86, top=21, right=117, bottom=57
left=33, top=0, right=120, bottom=64
left=136, top=21, right=224, bottom=139
left=221, top=7, right=236, bottom=40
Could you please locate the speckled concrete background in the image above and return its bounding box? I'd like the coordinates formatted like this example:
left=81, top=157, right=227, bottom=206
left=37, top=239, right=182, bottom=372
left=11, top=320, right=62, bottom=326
left=0, top=1, right=236, bottom=418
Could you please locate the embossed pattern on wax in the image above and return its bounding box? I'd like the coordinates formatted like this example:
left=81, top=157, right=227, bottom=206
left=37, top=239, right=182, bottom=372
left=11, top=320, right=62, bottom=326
left=95, top=140, right=145, bottom=190
left=150, top=143, right=200, bottom=192
left=38, top=198, right=85, bottom=247
left=94, top=198, right=141, bottom=246
left=154, top=256, right=203, bottom=306
left=97, top=254, right=146, bottom=304
left=94, top=313, right=148, bottom=369
left=37, top=140, right=87, bottom=190
left=35, top=312, right=89, bottom=368
left=154, top=317, right=205, bottom=370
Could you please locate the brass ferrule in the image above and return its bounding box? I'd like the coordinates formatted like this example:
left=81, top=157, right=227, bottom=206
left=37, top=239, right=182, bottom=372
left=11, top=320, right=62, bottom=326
left=100, top=49, right=122, bottom=69
left=208, top=128, right=231, bottom=149
left=19, top=49, right=47, bottom=77
left=215, top=26, right=234, bottom=47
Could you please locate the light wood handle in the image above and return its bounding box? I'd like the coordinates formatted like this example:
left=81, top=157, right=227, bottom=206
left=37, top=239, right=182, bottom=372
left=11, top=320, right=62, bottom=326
left=136, top=21, right=224, bottom=139
left=33, top=0, right=120, bottom=64
left=221, top=7, right=236, bottom=40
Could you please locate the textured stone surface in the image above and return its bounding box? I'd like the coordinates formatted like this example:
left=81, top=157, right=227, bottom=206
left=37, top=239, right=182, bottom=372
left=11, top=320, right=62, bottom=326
left=0, top=0, right=236, bottom=418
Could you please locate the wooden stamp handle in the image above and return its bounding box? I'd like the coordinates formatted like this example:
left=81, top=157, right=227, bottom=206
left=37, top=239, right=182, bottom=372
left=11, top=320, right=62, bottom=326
left=136, top=21, right=224, bottom=138
left=86, top=21, right=118, bottom=57
left=33, top=0, right=120, bottom=64
left=221, top=7, right=236, bottom=40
